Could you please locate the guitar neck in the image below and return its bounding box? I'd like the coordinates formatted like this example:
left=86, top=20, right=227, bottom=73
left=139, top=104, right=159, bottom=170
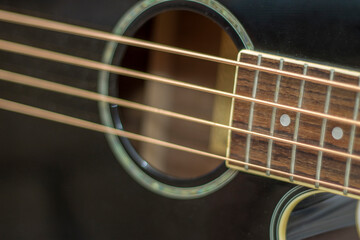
left=227, top=49, right=360, bottom=199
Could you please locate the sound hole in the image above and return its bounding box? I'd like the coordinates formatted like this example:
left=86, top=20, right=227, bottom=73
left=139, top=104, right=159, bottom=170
left=116, top=10, right=238, bottom=179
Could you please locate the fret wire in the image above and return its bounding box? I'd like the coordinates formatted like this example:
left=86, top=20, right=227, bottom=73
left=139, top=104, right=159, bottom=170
left=344, top=76, right=360, bottom=194
left=315, top=69, right=335, bottom=188
left=266, top=59, right=284, bottom=175
left=244, top=55, right=262, bottom=170
left=290, top=64, right=308, bottom=181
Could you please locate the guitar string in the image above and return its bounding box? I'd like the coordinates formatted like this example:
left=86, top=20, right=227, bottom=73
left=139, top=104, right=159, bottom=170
left=1, top=69, right=360, bottom=162
left=0, top=39, right=360, bottom=129
left=1, top=10, right=360, bottom=194
left=0, top=9, right=360, bottom=93
left=0, top=97, right=358, bottom=195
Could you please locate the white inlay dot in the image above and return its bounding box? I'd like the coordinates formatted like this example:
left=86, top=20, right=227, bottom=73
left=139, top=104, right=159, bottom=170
left=332, top=127, right=343, bottom=140
left=280, top=114, right=291, bottom=127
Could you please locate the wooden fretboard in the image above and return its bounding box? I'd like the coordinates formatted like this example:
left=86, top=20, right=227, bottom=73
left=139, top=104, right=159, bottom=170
left=227, top=50, right=360, bottom=199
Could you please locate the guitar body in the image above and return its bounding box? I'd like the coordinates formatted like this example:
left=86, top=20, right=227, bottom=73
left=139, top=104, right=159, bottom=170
left=0, top=0, right=359, bottom=239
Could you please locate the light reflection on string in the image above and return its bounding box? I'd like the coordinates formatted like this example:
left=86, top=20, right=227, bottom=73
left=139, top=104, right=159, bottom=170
left=0, top=97, right=359, bottom=196
left=0, top=9, right=359, bottom=92
left=0, top=40, right=359, bottom=129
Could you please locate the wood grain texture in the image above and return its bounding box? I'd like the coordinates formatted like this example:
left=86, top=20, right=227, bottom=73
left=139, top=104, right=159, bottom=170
left=228, top=50, right=360, bottom=196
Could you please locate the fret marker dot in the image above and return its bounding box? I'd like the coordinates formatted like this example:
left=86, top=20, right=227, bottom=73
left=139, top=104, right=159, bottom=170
left=280, top=114, right=291, bottom=127
left=332, top=127, right=343, bottom=140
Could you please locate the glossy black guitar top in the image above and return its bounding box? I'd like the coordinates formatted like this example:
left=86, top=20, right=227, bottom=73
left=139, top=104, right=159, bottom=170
left=0, top=0, right=359, bottom=239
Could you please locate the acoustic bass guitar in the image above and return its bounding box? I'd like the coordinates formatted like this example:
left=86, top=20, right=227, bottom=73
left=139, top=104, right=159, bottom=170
left=0, top=0, right=360, bottom=239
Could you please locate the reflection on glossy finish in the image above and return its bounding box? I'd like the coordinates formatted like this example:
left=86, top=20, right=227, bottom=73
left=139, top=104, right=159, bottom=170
left=288, top=194, right=358, bottom=239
